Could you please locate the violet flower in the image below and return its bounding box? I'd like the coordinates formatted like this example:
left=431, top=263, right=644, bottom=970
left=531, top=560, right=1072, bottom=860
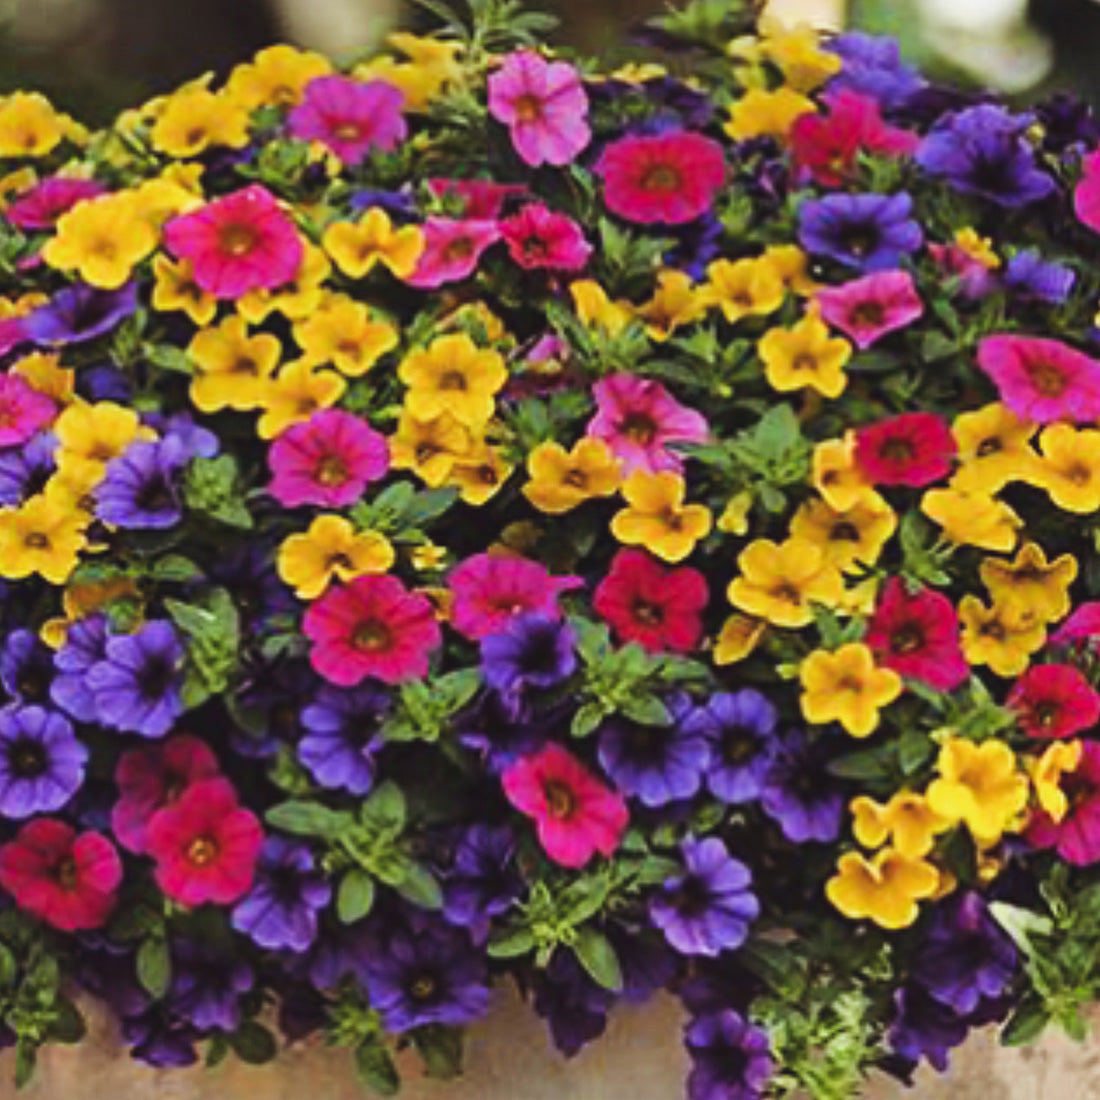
left=0, top=431, right=56, bottom=507
left=532, top=947, right=613, bottom=1057
left=95, top=436, right=188, bottom=530
left=759, top=729, right=844, bottom=843
left=479, top=613, right=577, bottom=698
left=683, top=690, right=777, bottom=805
left=0, top=704, right=87, bottom=818
left=298, top=682, right=389, bottom=796
left=799, top=192, right=923, bottom=273
left=50, top=613, right=109, bottom=724
left=22, top=281, right=138, bottom=346
left=441, top=823, right=523, bottom=942
left=168, top=939, right=254, bottom=1032
left=684, top=1010, right=774, bottom=1100
left=0, top=628, right=55, bottom=705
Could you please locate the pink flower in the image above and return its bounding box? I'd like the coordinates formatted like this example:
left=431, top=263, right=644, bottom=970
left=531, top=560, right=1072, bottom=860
left=928, top=241, right=996, bottom=299
left=1052, top=602, right=1100, bottom=646
left=502, top=743, right=628, bottom=867
left=163, top=184, right=304, bottom=299
left=500, top=203, right=591, bottom=271
left=448, top=553, right=582, bottom=640
left=814, top=270, right=923, bottom=350
left=267, top=408, right=389, bottom=508
left=0, top=373, right=55, bottom=447
left=303, top=574, right=441, bottom=686
left=598, top=131, right=726, bottom=225
left=854, top=412, right=956, bottom=487
left=1074, top=148, right=1100, bottom=235
left=406, top=217, right=502, bottom=289
left=487, top=51, right=590, bottom=168
left=976, top=334, right=1100, bottom=424
left=428, top=178, right=527, bottom=218
left=5, top=177, right=107, bottom=230
left=111, top=734, right=220, bottom=854
left=587, top=374, right=709, bottom=476
left=1027, top=741, right=1100, bottom=865
left=1008, top=664, right=1100, bottom=740
left=288, top=74, right=406, bottom=165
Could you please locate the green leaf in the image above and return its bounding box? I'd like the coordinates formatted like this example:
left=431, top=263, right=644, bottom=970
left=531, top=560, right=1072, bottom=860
left=136, top=936, right=171, bottom=999
left=337, top=870, right=376, bottom=924
left=183, top=455, right=253, bottom=529
left=827, top=747, right=894, bottom=783
left=14, top=1039, right=36, bottom=1089
left=206, top=1033, right=232, bottom=1069
left=752, top=404, right=801, bottom=460
left=266, top=800, right=355, bottom=839
left=229, top=1021, right=278, bottom=1065
left=145, top=344, right=195, bottom=375
left=360, top=781, right=406, bottom=833
left=394, top=862, right=443, bottom=910
left=1000, top=996, right=1051, bottom=1046
left=412, top=1024, right=464, bottom=1079
left=150, top=554, right=204, bottom=583
left=990, top=902, right=1054, bottom=952
left=571, top=701, right=607, bottom=738
left=48, top=998, right=86, bottom=1045
left=619, top=694, right=671, bottom=727
left=571, top=928, right=623, bottom=992
left=355, top=1041, right=400, bottom=1096
left=487, top=926, right=536, bottom=958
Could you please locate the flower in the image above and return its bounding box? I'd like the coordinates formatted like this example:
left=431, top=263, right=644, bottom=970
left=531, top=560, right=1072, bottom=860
left=684, top=1010, right=774, bottom=1100
left=151, top=85, right=249, bottom=158
left=979, top=541, right=1077, bottom=624
left=594, top=548, right=708, bottom=654
left=799, top=642, right=902, bottom=737
left=0, top=819, right=121, bottom=931
left=225, top=43, right=332, bottom=109
left=1074, top=147, right=1100, bottom=233
left=1032, top=423, right=1100, bottom=514
left=49, top=613, right=109, bottom=722
left=865, top=578, right=969, bottom=691
left=5, top=177, right=105, bottom=230
left=684, top=689, right=777, bottom=804
left=287, top=75, right=406, bottom=164
left=850, top=791, right=949, bottom=859
left=442, top=824, right=523, bottom=941
left=611, top=470, right=712, bottom=564
left=702, top=257, right=786, bottom=325
left=267, top=408, right=389, bottom=509
left=824, top=32, right=924, bottom=108
left=0, top=431, right=56, bottom=507
left=389, top=409, right=473, bottom=487
left=277, top=514, right=395, bottom=600
left=0, top=373, right=54, bottom=448
left=798, top=191, right=923, bottom=273
left=1027, top=740, right=1100, bottom=865
left=757, top=307, right=851, bottom=398
left=725, top=86, right=815, bottom=143
left=587, top=374, right=709, bottom=476
left=1008, top=663, right=1100, bottom=739
left=855, top=412, right=955, bottom=488
left=0, top=493, right=88, bottom=585
left=293, top=295, right=398, bottom=377
left=303, top=574, right=441, bottom=686
left=487, top=51, right=590, bottom=167
left=635, top=270, right=710, bottom=340
left=650, top=837, right=758, bottom=956
left=167, top=940, right=253, bottom=1033
left=406, top=217, right=501, bottom=289
left=298, top=682, right=389, bottom=795
left=321, top=206, right=425, bottom=280
left=163, top=185, right=304, bottom=299
left=1004, top=249, right=1075, bottom=303
left=398, top=333, right=508, bottom=428
left=95, top=437, right=188, bottom=530
left=1, top=629, right=54, bottom=705
left=501, top=742, right=628, bottom=867
left=0, top=704, right=85, bottom=819
left=921, top=487, right=1021, bottom=552
left=523, top=437, right=621, bottom=514
left=500, top=203, right=591, bottom=271
left=52, top=400, right=152, bottom=481
left=926, top=737, right=1029, bottom=845
left=814, top=270, right=922, bottom=350
left=23, top=282, right=138, bottom=348
left=788, top=494, right=896, bottom=574
left=186, top=314, right=281, bottom=413
left=958, top=595, right=1046, bottom=677
left=760, top=728, right=844, bottom=842
left=827, top=848, right=939, bottom=929
left=598, top=131, right=726, bottom=225
left=480, top=613, right=576, bottom=697
left=257, top=360, right=346, bottom=440
left=727, top=537, right=843, bottom=628
left=950, top=403, right=1037, bottom=495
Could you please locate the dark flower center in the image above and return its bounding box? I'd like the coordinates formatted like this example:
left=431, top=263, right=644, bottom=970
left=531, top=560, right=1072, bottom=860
left=522, top=235, right=549, bottom=261
left=632, top=599, right=664, bottom=626
left=769, top=582, right=803, bottom=606
left=879, top=436, right=915, bottom=462
left=314, top=454, right=350, bottom=487
left=840, top=222, right=880, bottom=257
left=55, top=856, right=77, bottom=890
left=723, top=727, right=759, bottom=765
left=516, top=629, right=562, bottom=677
left=219, top=222, right=260, bottom=257
left=332, top=121, right=366, bottom=142
left=563, top=469, right=588, bottom=488
left=639, top=163, right=682, bottom=194
left=543, top=779, right=576, bottom=819
left=439, top=371, right=468, bottom=391
left=968, top=151, right=1014, bottom=193
left=830, top=521, right=861, bottom=542
left=441, top=237, right=475, bottom=263
left=188, top=836, right=218, bottom=866
left=135, top=474, right=176, bottom=514
left=268, top=864, right=305, bottom=902
left=514, top=94, right=543, bottom=123
left=408, top=973, right=439, bottom=1002
left=1024, top=359, right=1068, bottom=398
left=672, top=873, right=712, bottom=917
left=710, top=1045, right=750, bottom=1083
left=139, top=655, right=176, bottom=699
left=353, top=621, right=392, bottom=652
left=849, top=301, right=885, bottom=326
left=618, top=413, right=657, bottom=445
left=976, top=437, right=1003, bottom=457
left=1031, top=700, right=1061, bottom=729
left=890, top=624, right=925, bottom=655
left=24, top=532, right=50, bottom=550
left=8, top=737, right=47, bottom=778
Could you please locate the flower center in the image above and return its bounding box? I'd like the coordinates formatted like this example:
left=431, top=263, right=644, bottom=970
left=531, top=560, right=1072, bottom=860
left=439, top=370, right=468, bottom=391
left=769, top=581, right=803, bottom=606
left=219, top=222, right=260, bottom=258
left=792, top=354, right=818, bottom=373
left=639, top=163, right=682, bottom=194
left=829, top=521, right=861, bottom=542
left=315, top=454, right=349, bottom=486
left=723, top=728, right=758, bottom=765
left=563, top=468, right=588, bottom=489
left=409, top=974, right=438, bottom=1001
left=890, top=624, right=925, bottom=655
left=879, top=437, right=915, bottom=462
left=23, top=532, right=50, bottom=550
left=849, top=301, right=885, bottom=326
left=1025, top=359, right=1068, bottom=398
left=840, top=224, right=879, bottom=258
left=513, top=94, right=543, bottom=123
left=441, top=237, right=475, bottom=263
left=1032, top=701, right=1060, bottom=729
left=353, top=620, right=391, bottom=652
left=632, top=598, right=664, bottom=626
left=8, top=738, right=47, bottom=778
left=56, top=856, right=77, bottom=890
left=543, top=779, right=576, bottom=819
left=976, top=437, right=1002, bottom=457
left=188, top=835, right=218, bottom=866
left=618, top=412, right=657, bottom=445
left=332, top=121, right=365, bottom=142
left=522, top=235, right=549, bottom=261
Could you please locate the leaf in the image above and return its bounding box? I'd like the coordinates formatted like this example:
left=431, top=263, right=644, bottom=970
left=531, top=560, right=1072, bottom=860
left=826, top=747, right=894, bottom=783
left=48, top=997, right=86, bottom=1044
left=355, top=1041, right=400, bottom=1097
left=360, top=781, right=407, bottom=834
left=487, top=926, right=536, bottom=958
left=412, top=1024, right=464, bottom=1079
left=619, top=693, right=671, bottom=727
left=145, top=344, right=194, bottom=375
left=136, top=936, right=171, bottom=999
left=266, top=800, right=355, bottom=839
left=337, top=870, right=376, bottom=924
left=572, top=928, right=623, bottom=992
left=571, top=702, right=607, bottom=738
left=1000, top=996, right=1051, bottom=1047
left=14, top=1038, right=36, bottom=1089
left=229, top=1021, right=279, bottom=1065
left=206, top=1033, right=232, bottom=1069
left=752, top=404, right=801, bottom=459
left=989, top=902, right=1054, bottom=952
left=150, top=554, right=204, bottom=583
left=394, top=861, right=444, bottom=910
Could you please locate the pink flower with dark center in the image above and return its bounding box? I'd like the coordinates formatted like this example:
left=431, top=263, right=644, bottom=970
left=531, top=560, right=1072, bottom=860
left=1052, top=603, right=1100, bottom=646
left=303, top=574, right=442, bottom=686
left=288, top=74, right=406, bottom=165
left=406, top=217, right=502, bottom=289
left=1074, top=147, right=1100, bottom=235
left=448, top=553, right=582, bottom=640
left=1008, top=664, right=1100, bottom=740
left=1027, top=740, right=1100, bottom=865
left=5, top=177, right=107, bottom=230
left=427, top=178, right=527, bottom=218
left=976, top=334, right=1100, bottom=424
left=500, top=203, right=591, bottom=271
left=502, top=743, right=628, bottom=867
left=163, top=184, right=304, bottom=299
left=487, top=51, right=590, bottom=168
left=815, top=270, right=923, bottom=350
left=267, top=408, right=389, bottom=508
left=598, top=131, right=726, bottom=225
left=587, top=373, right=709, bottom=475
left=0, top=372, right=55, bottom=447
left=854, top=412, right=956, bottom=487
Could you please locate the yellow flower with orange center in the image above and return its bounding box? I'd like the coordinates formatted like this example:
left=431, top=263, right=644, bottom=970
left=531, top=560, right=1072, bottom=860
left=812, top=433, right=882, bottom=512
left=850, top=792, right=951, bottom=859
left=224, top=44, right=332, bottom=110
left=569, top=280, right=634, bottom=336
left=921, top=487, right=1021, bottom=553
left=761, top=243, right=817, bottom=297
left=293, top=295, right=398, bottom=377
left=826, top=848, right=940, bottom=930
left=979, top=541, right=1077, bottom=624
left=322, top=207, right=425, bottom=281
left=1031, top=423, right=1100, bottom=513
left=758, top=308, right=852, bottom=398
left=702, top=257, right=786, bottom=325
left=447, top=445, right=515, bottom=506
left=758, top=19, right=843, bottom=92
left=0, top=92, right=66, bottom=157
left=610, top=470, right=712, bottom=563
left=187, top=315, right=281, bottom=413
left=388, top=410, right=474, bottom=488
left=11, top=352, right=74, bottom=406
left=958, top=595, right=1046, bottom=678
left=0, top=494, right=88, bottom=585
left=522, top=438, right=622, bottom=514
left=1029, top=739, right=1083, bottom=824
left=151, top=255, right=218, bottom=326
left=726, top=537, right=844, bottom=628
left=256, top=361, right=346, bottom=440
left=789, top=495, right=896, bottom=573
left=277, top=515, right=395, bottom=599
left=950, top=403, right=1037, bottom=494
left=237, top=244, right=333, bottom=324
left=712, top=612, right=766, bottom=665
left=53, top=401, right=155, bottom=483
left=954, top=228, right=1000, bottom=269
left=724, top=86, right=816, bottom=142
left=799, top=642, right=902, bottom=737
left=635, top=271, right=709, bottom=341
left=353, top=33, right=464, bottom=111
left=399, top=333, right=508, bottom=429
left=151, top=84, right=251, bottom=158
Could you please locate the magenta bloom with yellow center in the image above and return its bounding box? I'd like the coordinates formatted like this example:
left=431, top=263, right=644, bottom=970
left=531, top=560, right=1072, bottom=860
left=288, top=74, right=407, bottom=165
left=977, top=334, right=1100, bottom=424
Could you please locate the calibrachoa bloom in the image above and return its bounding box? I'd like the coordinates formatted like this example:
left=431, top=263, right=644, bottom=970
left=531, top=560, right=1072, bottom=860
left=855, top=412, right=956, bottom=487
left=0, top=373, right=54, bottom=448
left=1007, top=663, right=1100, bottom=739
left=684, top=689, right=778, bottom=805
left=480, top=613, right=577, bottom=697
left=1028, top=740, right=1100, bottom=865
left=406, top=217, right=501, bottom=288
left=799, top=642, right=902, bottom=737
left=814, top=270, right=923, bottom=349
left=798, top=192, right=923, bottom=272
left=287, top=74, right=406, bottom=164
left=684, top=1010, right=774, bottom=1100
left=826, top=848, right=939, bottom=929
left=298, top=682, right=389, bottom=795
left=500, top=203, right=591, bottom=271
left=0, top=704, right=86, bottom=819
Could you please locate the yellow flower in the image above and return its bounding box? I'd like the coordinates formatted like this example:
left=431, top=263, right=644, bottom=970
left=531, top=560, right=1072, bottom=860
left=850, top=792, right=950, bottom=858
left=293, top=295, right=398, bottom=377
left=717, top=490, right=753, bottom=536
left=236, top=242, right=332, bottom=324
left=224, top=44, right=332, bottom=110
left=129, top=173, right=204, bottom=230
left=826, top=848, right=939, bottom=930
left=322, top=207, right=425, bottom=281
left=724, top=87, right=816, bottom=142
left=610, top=470, right=712, bottom=563
left=635, top=271, right=709, bottom=341
left=799, top=642, right=902, bottom=737
left=151, top=86, right=250, bottom=158
left=398, top=333, right=508, bottom=429
left=789, top=495, right=897, bottom=573
left=926, top=737, right=1029, bottom=846
left=40, top=575, right=142, bottom=648
left=954, top=228, right=1000, bottom=269
left=713, top=613, right=766, bottom=665
left=353, top=33, right=464, bottom=111
left=703, top=257, right=786, bottom=325
left=11, top=352, right=74, bottom=406
left=522, top=438, right=622, bottom=514
left=256, top=361, right=346, bottom=440
left=277, top=515, right=395, bottom=599
left=758, top=19, right=843, bottom=92
left=921, top=487, right=1021, bottom=552
left=758, top=308, right=851, bottom=398
left=388, top=410, right=474, bottom=487
left=53, top=401, right=154, bottom=482
left=0, top=494, right=87, bottom=584
left=727, top=537, right=844, bottom=628
left=151, top=255, right=218, bottom=326
left=1032, top=423, right=1100, bottom=513
left=979, top=541, right=1077, bottom=624
left=569, top=280, right=634, bottom=336
left=760, top=243, right=817, bottom=297
left=0, top=92, right=65, bottom=157
left=950, top=403, right=1037, bottom=494
left=1030, top=740, right=1083, bottom=824
left=812, top=433, right=882, bottom=512
left=187, top=315, right=281, bottom=413
left=42, top=192, right=158, bottom=290
left=958, top=595, right=1046, bottom=678
left=448, top=445, right=514, bottom=506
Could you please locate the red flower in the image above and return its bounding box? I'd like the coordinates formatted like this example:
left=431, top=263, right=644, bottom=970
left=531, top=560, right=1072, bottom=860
left=500, top=203, right=591, bottom=271
left=0, top=819, right=121, bottom=931
left=854, top=412, right=956, bottom=487
left=594, top=549, right=708, bottom=653
left=146, top=778, right=263, bottom=906
left=1008, top=664, right=1100, bottom=739
left=865, top=577, right=968, bottom=690
left=1027, top=741, right=1100, bottom=865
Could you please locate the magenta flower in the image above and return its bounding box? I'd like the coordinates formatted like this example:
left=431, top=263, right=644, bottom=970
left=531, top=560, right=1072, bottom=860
left=1027, top=741, right=1100, bottom=865
left=267, top=408, right=389, bottom=508
left=407, top=217, right=502, bottom=289
left=0, top=374, right=55, bottom=448
left=5, top=177, right=107, bottom=230
left=427, top=178, right=527, bottom=218
left=815, top=270, right=923, bottom=350
left=500, top=203, right=591, bottom=271
left=587, top=374, right=709, bottom=475
left=487, top=51, right=590, bottom=168
left=976, top=334, right=1100, bottom=424
left=287, top=75, right=406, bottom=165
left=1074, top=147, right=1100, bottom=235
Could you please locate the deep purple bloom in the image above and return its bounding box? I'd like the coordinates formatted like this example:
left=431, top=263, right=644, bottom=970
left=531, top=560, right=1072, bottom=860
left=597, top=692, right=710, bottom=807
left=76, top=363, right=132, bottom=403
left=664, top=214, right=724, bottom=280
left=532, top=947, right=613, bottom=1057
left=232, top=657, right=319, bottom=757
left=305, top=919, right=374, bottom=991
left=480, top=613, right=577, bottom=697
left=122, top=1012, right=200, bottom=1068
left=298, top=682, right=389, bottom=795
left=50, top=613, right=109, bottom=723
left=759, top=729, right=843, bottom=843
left=0, top=704, right=87, bottom=818
left=683, top=690, right=777, bottom=805
left=95, top=437, right=188, bottom=529
left=231, top=837, right=332, bottom=952
left=608, top=925, right=680, bottom=1005
left=1, top=628, right=54, bottom=705
left=85, top=620, right=186, bottom=738
left=168, top=939, right=254, bottom=1031
left=684, top=1010, right=774, bottom=1100
left=143, top=412, right=219, bottom=459
left=649, top=837, right=758, bottom=957
left=799, top=192, right=923, bottom=273
left=1033, top=93, right=1100, bottom=154
left=441, top=823, right=522, bottom=941
left=208, top=543, right=296, bottom=634
left=887, top=984, right=970, bottom=1073
left=825, top=32, right=925, bottom=110
left=455, top=689, right=553, bottom=773
left=349, top=186, right=418, bottom=220
left=1003, top=249, right=1075, bottom=303
left=0, top=431, right=55, bottom=507
left=22, top=282, right=138, bottom=345
left=915, top=106, right=1056, bottom=208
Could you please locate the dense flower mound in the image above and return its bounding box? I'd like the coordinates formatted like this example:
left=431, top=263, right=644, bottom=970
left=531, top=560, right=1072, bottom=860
left=3, top=3, right=1100, bottom=1096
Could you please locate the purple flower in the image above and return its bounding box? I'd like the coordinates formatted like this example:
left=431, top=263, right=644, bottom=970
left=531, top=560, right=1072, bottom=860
left=532, top=947, right=613, bottom=1057
left=85, top=620, right=186, bottom=738
left=208, top=543, right=296, bottom=634
left=0, top=431, right=55, bottom=507
left=683, top=690, right=776, bottom=805
left=22, top=281, right=138, bottom=346
left=664, top=214, right=723, bottom=280
left=1, top=628, right=54, bottom=705
left=887, top=984, right=970, bottom=1073
left=349, top=186, right=418, bottom=220
left=1034, top=93, right=1100, bottom=155
left=305, top=919, right=374, bottom=991
left=143, top=411, right=219, bottom=460
left=598, top=692, right=710, bottom=807
left=168, top=939, right=253, bottom=1031
left=77, top=363, right=132, bottom=403
left=441, top=823, right=522, bottom=941
left=298, top=682, right=389, bottom=795
left=480, top=613, right=577, bottom=697
left=122, top=1013, right=200, bottom=1068
left=684, top=1010, right=774, bottom=1100
left=1003, top=249, right=1075, bottom=303
left=825, top=32, right=925, bottom=110
left=231, top=837, right=332, bottom=952
left=232, top=657, right=319, bottom=757
left=649, top=837, right=758, bottom=957
left=95, top=437, right=188, bottom=529
left=0, top=704, right=87, bottom=818
left=759, top=729, right=843, bottom=843
left=799, top=192, right=923, bottom=273
left=915, top=106, right=1056, bottom=208
left=455, top=689, right=553, bottom=773
left=50, top=613, right=109, bottom=723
